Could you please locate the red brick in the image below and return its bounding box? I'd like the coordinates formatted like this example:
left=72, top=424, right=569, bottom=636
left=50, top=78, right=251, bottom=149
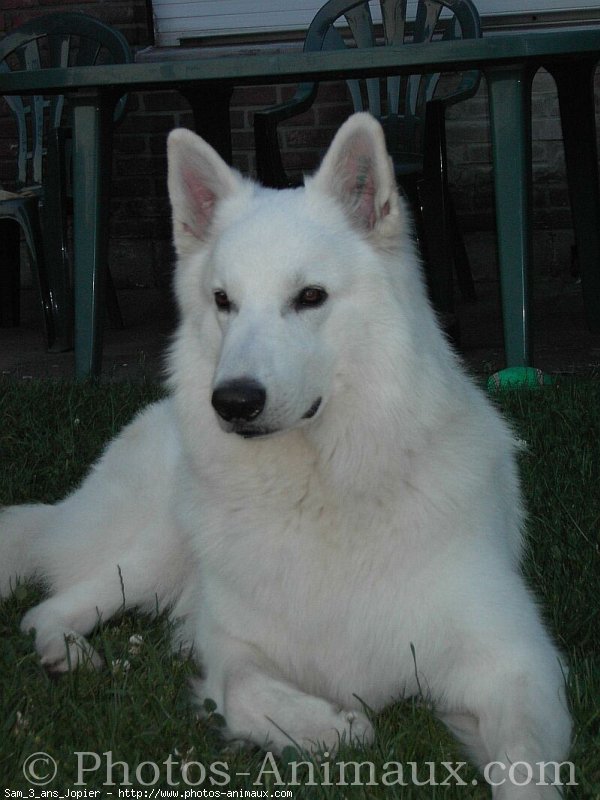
left=316, top=81, right=349, bottom=102
left=316, top=103, right=352, bottom=127
left=177, top=112, right=195, bottom=130
left=532, top=118, right=563, bottom=142
left=229, top=108, right=246, bottom=130
left=280, top=150, right=321, bottom=173
left=0, top=115, right=17, bottom=136
left=121, top=93, right=141, bottom=113
left=232, top=153, right=251, bottom=174
left=0, top=163, right=17, bottom=184
left=148, top=134, right=170, bottom=155
left=0, top=139, right=18, bottom=157
left=111, top=175, right=155, bottom=198
left=110, top=217, right=167, bottom=239
left=230, top=130, right=254, bottom=151
left=113, top=134, right=147, bottom=155
left=232, top=85, right=278, bottom=107
left=112, top=196, right=167, bottom=219
left=531, top=68, right=555, bottom=92
left=4, top=10, right=47, bottom=28
left=2, top=0, right=37, bottom=9
left=91, top=4, right=138, bottom=25
left=142, top=91, right=187, bottom=113
left=115, top=155, right=166, bottom=175
left=281, top=107, right=318, bottom=127
left=283, top=127, right=337, bottom=150
left=461, top=143, right=491, bottom=165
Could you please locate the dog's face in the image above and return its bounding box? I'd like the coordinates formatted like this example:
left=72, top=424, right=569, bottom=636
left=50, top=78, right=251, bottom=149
left=167, top=114, right=405, bottom=438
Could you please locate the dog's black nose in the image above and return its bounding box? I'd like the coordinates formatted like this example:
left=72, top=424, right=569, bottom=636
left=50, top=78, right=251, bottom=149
left=211, top=379, right=267, bottom=422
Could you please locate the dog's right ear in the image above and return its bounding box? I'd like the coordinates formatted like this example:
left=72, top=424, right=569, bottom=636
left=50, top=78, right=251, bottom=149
left=167, top=129, right=241, bottom=256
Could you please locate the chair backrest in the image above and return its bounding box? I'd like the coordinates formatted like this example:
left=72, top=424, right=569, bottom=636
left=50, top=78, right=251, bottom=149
left=304, top=0, right=481, bottom=157
left=0, top=12, right=132, bottom=188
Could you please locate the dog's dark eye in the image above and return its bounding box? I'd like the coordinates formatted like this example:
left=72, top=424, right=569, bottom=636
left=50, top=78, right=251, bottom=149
left=294, top=286, right=328, bottom=311
left=214, top=290, right=231, bottom=312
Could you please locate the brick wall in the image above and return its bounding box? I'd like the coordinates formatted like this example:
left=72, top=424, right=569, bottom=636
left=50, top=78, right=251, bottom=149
left=1, top=1, right=598, bottom=290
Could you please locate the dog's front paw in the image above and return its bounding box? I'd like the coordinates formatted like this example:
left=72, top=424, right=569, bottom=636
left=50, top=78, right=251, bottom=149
left=21, top=610, right=103, bottom=672
left=42, top=631, right=104, bottom=672
left=37, top=632, right=103, bottom=672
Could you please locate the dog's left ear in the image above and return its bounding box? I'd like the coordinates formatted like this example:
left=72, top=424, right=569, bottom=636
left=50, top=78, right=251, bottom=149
left=307, top=113, right=402, bottom=248
left=167, top=129, right=242, bottom=256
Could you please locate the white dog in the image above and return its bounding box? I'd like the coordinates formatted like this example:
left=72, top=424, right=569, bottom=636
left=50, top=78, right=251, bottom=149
left=1, top=114, right=570, bottom=797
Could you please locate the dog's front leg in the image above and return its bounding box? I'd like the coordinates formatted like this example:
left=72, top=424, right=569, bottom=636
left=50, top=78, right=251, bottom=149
left=194, top=639, right=373, bottom=754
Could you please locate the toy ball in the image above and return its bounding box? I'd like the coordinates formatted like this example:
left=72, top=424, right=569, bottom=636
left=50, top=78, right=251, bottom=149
left=487, top=367, right=555, bottom=392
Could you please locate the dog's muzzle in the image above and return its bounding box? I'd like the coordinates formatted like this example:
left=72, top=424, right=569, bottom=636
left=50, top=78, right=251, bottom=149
left=212, top=379, right=322, bottom=437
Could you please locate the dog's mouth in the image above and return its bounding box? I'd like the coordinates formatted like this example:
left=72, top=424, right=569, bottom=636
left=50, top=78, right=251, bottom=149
left=302, top=397, right=322, bottom=419
left=228, top=397, right=322, bottom=439
left=237, top=428, right=277, bottom=439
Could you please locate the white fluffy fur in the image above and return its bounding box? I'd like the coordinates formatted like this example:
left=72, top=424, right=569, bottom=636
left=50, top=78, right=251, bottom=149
left=0, top=114, right=570, bottom=797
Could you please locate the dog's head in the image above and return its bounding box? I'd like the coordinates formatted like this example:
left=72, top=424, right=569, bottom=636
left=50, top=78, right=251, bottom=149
left=167, top=113, right=411, bottom=438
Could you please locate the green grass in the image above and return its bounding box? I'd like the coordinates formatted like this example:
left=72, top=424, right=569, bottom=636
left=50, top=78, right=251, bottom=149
left=1, top=378, right=599, bottom=797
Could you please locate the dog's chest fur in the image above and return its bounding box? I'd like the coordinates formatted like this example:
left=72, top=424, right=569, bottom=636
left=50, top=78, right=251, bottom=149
left=178, top=433, right=441, bottom=708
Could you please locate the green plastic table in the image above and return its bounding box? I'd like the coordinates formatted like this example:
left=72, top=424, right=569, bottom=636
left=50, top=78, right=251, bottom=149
left=1, top=29, right=599, bottom=378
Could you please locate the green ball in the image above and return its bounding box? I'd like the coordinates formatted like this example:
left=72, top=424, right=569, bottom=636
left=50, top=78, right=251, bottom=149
left=487, top=367, right=555, bottom=392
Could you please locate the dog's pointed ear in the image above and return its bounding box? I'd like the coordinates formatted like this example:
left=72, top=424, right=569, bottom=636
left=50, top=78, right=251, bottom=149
left=307, top=113, right=402, bottom=248
left=167, top=128, right=242, bottom=256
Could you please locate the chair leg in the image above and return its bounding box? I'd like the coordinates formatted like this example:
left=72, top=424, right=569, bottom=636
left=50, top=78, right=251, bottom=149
left=255, top=111, right=290, bottom=188
left=548, top=58, right=600, bottom=333
left=418, top=99, right=460, bottom=345
left=398, top=173, right=460, bottom=346
left=447, top=197, right=476, bottom=302
left=418, top=175, right=460, bottom=346
left=179, top=84, right=234, bottom=164
left=397, top=175, right=429, bottom=271
left=417, top=177, right=453, bottom=313
left=0, top=219, right=21, bottom=327
left=42, top=129, right=74, bottom=352
left=16, top=200, right=56, bottom=348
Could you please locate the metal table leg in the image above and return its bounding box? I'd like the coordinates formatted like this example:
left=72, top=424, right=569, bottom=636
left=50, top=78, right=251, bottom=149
left=485, top=64, right=534, bottom=368
left=71, top=92, right=112, bottom=379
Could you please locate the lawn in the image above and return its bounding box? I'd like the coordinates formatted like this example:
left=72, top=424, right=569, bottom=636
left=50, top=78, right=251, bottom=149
left=0, top=378, right=599, bottom=797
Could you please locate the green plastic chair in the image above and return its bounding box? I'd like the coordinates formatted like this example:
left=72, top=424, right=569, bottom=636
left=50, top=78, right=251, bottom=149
left=0, top=12, right=132, bottom=351
left=254, top=0, right=481, bottom=341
